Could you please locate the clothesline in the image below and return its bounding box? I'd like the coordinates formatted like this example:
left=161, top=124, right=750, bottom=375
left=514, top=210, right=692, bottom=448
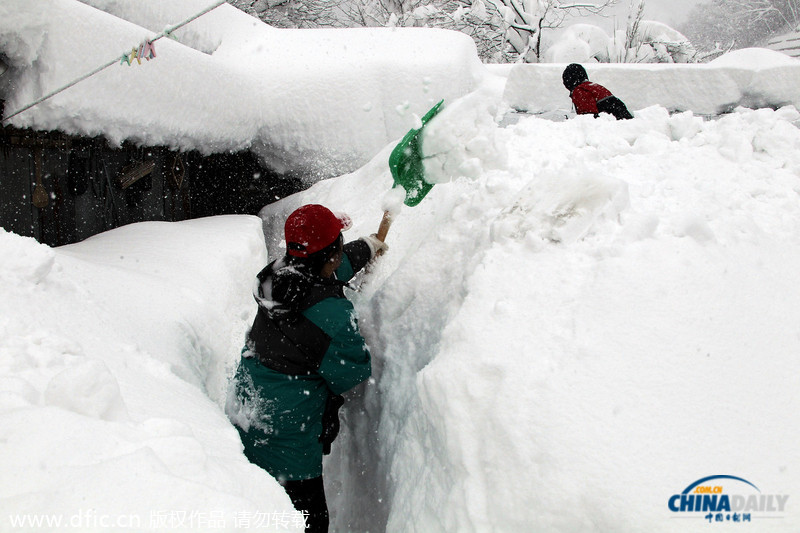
left=1, top=0, right=226, bottom=125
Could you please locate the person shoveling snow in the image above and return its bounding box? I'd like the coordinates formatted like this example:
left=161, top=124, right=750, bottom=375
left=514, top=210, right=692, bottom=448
left=226, top=204, right=387, bottom=532
left=562, top=63, right=633, bottom=120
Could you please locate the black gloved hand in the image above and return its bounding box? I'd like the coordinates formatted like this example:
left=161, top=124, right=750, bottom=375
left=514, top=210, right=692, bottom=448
left=319, top=393, right=345, bottom=455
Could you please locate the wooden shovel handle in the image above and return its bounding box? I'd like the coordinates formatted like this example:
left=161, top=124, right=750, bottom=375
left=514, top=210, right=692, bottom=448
left=376, top=211, right=392, bottom=242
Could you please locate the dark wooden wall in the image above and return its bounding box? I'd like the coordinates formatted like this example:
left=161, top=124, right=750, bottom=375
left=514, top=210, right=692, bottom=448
left=0, top=126, right=302, bottom=247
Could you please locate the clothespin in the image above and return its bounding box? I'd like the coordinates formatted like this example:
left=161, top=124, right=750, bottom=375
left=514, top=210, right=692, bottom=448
left=130, top=46, right=140, bottom=65
left=143, top=40, right=156, bottom=60
left=120, top=51, right=131, bottom=66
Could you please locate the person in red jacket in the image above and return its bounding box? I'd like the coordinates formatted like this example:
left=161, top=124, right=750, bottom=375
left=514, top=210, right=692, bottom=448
left=562, top=63, right=633, bottom=120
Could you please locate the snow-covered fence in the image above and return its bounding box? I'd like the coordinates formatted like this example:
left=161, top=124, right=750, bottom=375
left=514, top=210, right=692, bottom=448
left=503, top=50, right=800, bottom=116
left=766, top=31, right=800, bottom=59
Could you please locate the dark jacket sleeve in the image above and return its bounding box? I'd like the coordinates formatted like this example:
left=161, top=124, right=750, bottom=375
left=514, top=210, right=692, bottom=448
left=336, top=239, right=372, bottom=282
left=597, top=95, right=633, bottom=120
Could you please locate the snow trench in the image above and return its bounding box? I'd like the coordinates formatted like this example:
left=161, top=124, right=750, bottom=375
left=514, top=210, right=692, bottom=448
left=263, top=101, right=800, bottom=532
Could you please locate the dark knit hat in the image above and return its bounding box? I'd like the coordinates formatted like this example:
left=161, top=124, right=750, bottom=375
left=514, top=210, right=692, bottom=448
left=562, top=63, right=589, bottom=91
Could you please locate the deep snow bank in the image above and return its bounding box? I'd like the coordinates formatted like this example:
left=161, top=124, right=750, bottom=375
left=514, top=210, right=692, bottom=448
left=0, top=217, right=302, bottom=532
left=504, top=49, right=800, bottom=116
left=262, top=89, right=800, bottom=531
left=0, top=0, right=484, bottom=179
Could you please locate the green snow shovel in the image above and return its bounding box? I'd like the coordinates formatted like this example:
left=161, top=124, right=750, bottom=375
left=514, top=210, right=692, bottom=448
left=376, top=99, right=445, bottom=242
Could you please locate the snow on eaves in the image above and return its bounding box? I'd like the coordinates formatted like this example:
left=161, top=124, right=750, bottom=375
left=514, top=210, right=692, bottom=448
left=0, top=0, right=484, bottom=180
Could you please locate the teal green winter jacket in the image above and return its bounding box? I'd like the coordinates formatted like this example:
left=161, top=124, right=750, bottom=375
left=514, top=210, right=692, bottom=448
left=227, top=241, right=372, bottom=481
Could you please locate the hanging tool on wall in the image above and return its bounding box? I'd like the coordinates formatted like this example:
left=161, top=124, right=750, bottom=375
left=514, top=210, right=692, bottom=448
left=32, top=146, right=49, bottom=209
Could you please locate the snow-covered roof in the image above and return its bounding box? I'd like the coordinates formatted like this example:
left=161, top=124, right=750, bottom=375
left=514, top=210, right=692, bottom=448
left=0, top=0, right=485, bottom=180
left=765, top=30, right=800, bottom=59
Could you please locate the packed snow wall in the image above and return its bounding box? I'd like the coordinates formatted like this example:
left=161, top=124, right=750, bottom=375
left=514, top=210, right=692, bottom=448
left=0, top=217, right=304, bottom=532
left=504, top=48, right=800, bottom=116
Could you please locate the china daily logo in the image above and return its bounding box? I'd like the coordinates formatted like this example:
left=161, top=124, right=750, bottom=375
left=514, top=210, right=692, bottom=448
left=669, top=475, right=789, bottom=524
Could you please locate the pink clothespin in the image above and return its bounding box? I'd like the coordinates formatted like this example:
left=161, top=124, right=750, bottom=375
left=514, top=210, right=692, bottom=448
left=143, top=40, right=156, bottom=60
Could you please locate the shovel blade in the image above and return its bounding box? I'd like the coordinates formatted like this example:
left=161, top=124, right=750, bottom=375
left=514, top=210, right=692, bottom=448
left=388, top=100, right=444, bottom=207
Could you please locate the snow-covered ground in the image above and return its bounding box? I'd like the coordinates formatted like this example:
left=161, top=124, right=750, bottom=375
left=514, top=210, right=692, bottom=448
left=2, top=2, right=800, bottom=531
left=5, top=73, right=799, bottom=531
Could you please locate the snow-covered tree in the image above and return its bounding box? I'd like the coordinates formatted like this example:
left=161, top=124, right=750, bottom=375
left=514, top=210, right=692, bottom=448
left=227, top=0, right=619, bottom=63
left=724, top=0, right=800, bottom=32
left=543, top=23, right=612, bottom=62
left=622, top=0, right=644, bottom=58
left=681, top=0, right=800, bottom=57
left=543, top=1, right=696, bottom=65
left=338, top=0, right=510, bottom=61
left=227, top=0, right=347, bottom=28
left=228, top=0, right=511, bottom=61
left=488, top=0, right=617, bottom=62
left=622, top=20, right=697, bottom=62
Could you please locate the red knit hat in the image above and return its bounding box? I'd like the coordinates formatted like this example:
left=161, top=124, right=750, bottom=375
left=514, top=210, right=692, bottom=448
left=285, top=204, right=352, bottom=258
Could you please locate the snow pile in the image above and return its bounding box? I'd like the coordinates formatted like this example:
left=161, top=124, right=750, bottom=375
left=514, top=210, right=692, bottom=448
left=709, top=47, right=800, bottom=68
left=262, top=88, right=800, bottom=530
left=0, top=218, right=303, bottom=532
left=0, top=0, right=484, bottom=179
left=504, top=48, right=800, bottom=116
